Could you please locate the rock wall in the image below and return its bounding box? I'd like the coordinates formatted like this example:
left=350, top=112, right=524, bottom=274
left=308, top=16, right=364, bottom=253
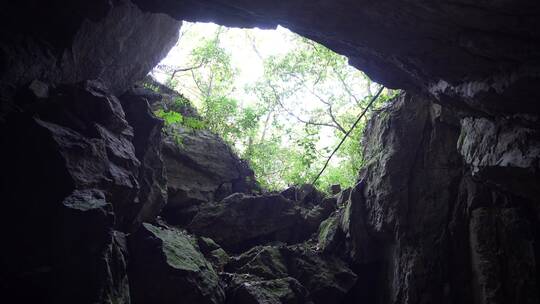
left=0, top=0, right=180, bottom=116
left=317, top=93, right=540, bottom=303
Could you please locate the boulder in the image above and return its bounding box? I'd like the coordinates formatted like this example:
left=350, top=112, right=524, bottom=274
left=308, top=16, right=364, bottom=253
left=330, top=184, right=341, bottom=195
left=128, top=223, right=224, bottom=304
left=317, top=211, right=344, bottom=254
left=225, top=244, right=357, bottom=304
left=162, top=128, right=258, bottom=225
left=198, top=236, right=231, bottom=271
left=0, top=187, right=130, bottom=303
left=280, top=184, right=325, bottom=205
left=59, top=190, right=131, bottom=304
left=187, top=193, right=303, bottom=251
left=186, top=193, right=332, bottom=252
left=223, top=273, right=311, bottom=304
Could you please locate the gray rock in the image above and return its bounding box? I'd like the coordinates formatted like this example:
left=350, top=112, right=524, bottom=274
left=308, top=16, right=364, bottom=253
left=134, top=0, right=540, bottom=115
left=226, top=244, right=357, bottom=304
left=1, top=0, right=180, bottom=111
left=317, top=211, right=344, bottom=254
left=330, top=184, right=341, bottom=195
left=187, top=193, right=303, bottom=251
left=198, top=236, right=231, bottom=270
left=280, top=184, right=325, bottom=205
left=224, top=273, right=311, bottom=304
left=128, top=223, right=225, bottom=304
left=162, top=127, right=258, bottom=225
left=459, top=116, right=540, bottom=200
left=0, top=80, right=172, bottom=301
left=336, top=92, right=540, bottom=304
left=120, top=87, right=168, bottom=228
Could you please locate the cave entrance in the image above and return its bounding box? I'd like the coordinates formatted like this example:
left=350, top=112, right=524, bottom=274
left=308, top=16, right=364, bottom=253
left=146, top=21, right=395, bottom=192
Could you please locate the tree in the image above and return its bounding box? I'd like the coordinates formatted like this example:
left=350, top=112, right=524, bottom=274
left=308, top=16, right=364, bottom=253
left=152, top=23, right=398, bottom=191
left=246, top=33, right=393, bottom=190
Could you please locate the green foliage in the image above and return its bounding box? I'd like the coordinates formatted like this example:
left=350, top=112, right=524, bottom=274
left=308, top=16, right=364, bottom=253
left=153, top=24, right=399, bottom=191
left=183, top=116, right=206, bottom=130
left=143, top=82, right=160, bottom=93
left=155, top=109, right=205, bottom=130
left=155, top=109, right=183, bottom=126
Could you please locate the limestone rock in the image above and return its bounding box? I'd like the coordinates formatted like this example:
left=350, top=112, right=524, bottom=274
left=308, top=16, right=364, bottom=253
left=0, top=187, right=130, bottom=303
left=186, top=192, right=333, bottom=252
left=187, top=193, right=304, bottom=251
left=128, top=223, right=225, bottom=304
left=134, top=0, right=540, bottom=115
left=1, top=0, right=181, bottom=110
left=120, top=87, right=168, bottom=228
left=341, top=92, right=540, bottom=304
left=142, top=75, right=202, bottom=119
left=280, top=184, right=325, bottom=205
left=459, top=116, right=540, bottom=200
left=0, top=80, right=170, bottom=301
left=223, top=273, right=311, bottom=304
left=198, top=236, right=231, bottom=271
left=162, top=128, right=258, bottom=225
left=225, top=244, right=357, bottom=304
left=317, top=211, right=344, bottom=254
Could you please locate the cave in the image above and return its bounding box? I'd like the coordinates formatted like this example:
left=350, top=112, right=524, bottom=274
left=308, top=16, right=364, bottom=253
left=1, top=1, right=539, bottom=304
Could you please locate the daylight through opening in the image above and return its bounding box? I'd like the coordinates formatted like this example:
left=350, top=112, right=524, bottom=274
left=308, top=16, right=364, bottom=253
left=147, top=22, right=398, bottom=191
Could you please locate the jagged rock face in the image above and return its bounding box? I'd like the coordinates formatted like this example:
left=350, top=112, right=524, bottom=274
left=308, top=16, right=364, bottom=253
left=128, top=223, right=225, bottom=304
left=161, top=129, right=258, bottom=225
left=133, top=0, right=540, bottom=115
left=317, top=93, right=540, bottom=304
left=0, top=80, right=171, bottom=302
left=459, top=115, right=540, bottom=201
left=2, top=80, right=144, bottom=229
left=185, top=193, right=335, bottom=252
left=223, top=274, right=310, bottom=304
left=0, top=0, right=180, bottom=111
left=225, top=244, right=357, bottom=304
left=143, top=75, right=202, bottom=119
left=127, top=223, right=355, bottom=304
left=120, top=88, right=168, bottom=227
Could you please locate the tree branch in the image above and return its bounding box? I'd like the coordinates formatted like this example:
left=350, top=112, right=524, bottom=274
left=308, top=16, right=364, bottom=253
left=170, top=62, right=205, bottom=79
left=286, top=72, right=347, bottom=134
left=268, top=83, right=341, bottom=131
left=311, top=86, right=384, bottom=185
left=331, top=65, right=362, bottom=106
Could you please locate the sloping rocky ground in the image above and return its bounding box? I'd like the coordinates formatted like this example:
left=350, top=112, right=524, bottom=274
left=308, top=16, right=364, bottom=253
left=0, top=78, right=358, bottom=303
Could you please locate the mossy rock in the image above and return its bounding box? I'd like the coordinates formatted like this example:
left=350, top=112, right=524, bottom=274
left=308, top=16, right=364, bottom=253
left=129, top=223, right=224, bottom=304
left=225, top=273, right=311, bottom=304
left=317, top=212, right=342, bottom=252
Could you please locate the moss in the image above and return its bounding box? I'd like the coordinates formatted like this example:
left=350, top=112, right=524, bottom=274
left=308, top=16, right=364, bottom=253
left=258, top=278, right=296, bottom=298
left=317, top=214, right=339, bottom=250
left=233, top=246, right=288, bottom=279
left=143, top=223, right=211, bottom=272
left=209, top=248, right=230, bottom=269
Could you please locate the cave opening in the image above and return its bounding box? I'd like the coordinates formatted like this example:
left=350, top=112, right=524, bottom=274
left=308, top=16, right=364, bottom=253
left=145, top=21, right=397, bottom=192
left=1, top=1, right=539, bottom=303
